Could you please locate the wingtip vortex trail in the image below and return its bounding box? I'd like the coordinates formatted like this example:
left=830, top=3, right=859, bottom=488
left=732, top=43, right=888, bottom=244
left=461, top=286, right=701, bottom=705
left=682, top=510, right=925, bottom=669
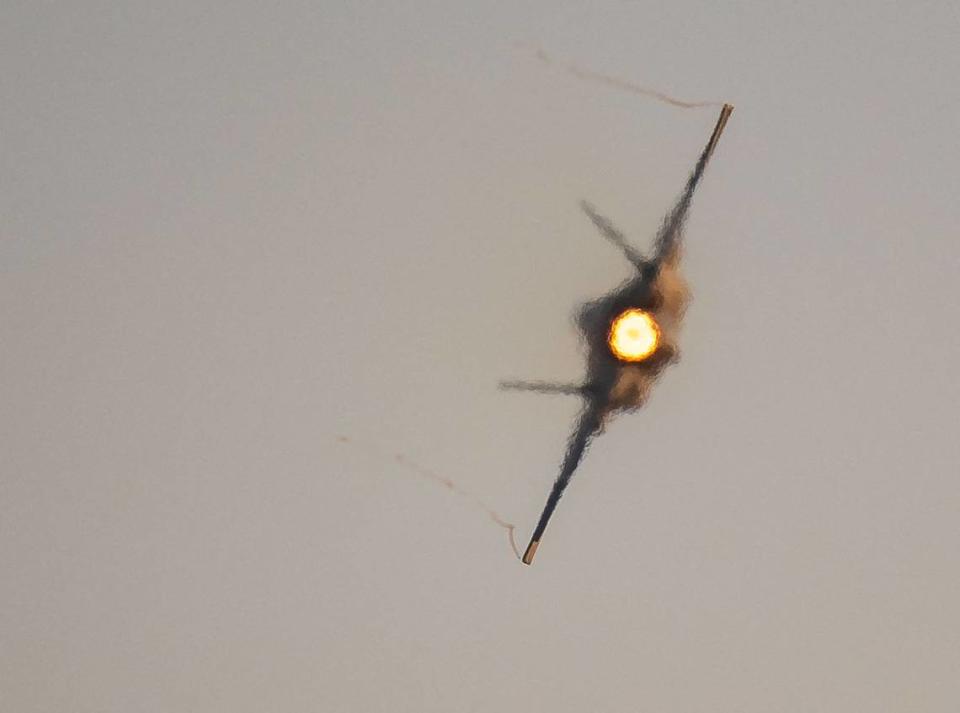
left=517, top=43, right=728, bottom=109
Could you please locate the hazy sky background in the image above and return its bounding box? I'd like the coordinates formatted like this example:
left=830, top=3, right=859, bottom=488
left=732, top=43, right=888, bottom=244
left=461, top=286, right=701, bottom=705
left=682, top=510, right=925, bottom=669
left=3, top=2, right=959, bottom=711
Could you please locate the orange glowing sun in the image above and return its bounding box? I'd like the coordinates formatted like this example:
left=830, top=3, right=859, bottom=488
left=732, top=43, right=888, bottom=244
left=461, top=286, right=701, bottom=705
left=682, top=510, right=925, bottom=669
left=608, top=309, right=660, bottom=361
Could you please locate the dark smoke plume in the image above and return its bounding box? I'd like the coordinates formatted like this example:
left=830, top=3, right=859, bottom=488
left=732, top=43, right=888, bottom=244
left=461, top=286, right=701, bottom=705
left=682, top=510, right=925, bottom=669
left=504, top=104, right=733, bottom=564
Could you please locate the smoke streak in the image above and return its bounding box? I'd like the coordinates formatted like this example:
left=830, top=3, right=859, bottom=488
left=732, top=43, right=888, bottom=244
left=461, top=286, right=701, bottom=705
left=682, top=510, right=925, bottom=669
left=499, top=380, right=584, bottom=396
left=335, top=435, right=521, bottom=560
left=580, top=200, right=646, bottom=267
left=653, top=103, right=732, bottom=263
left=518, top=43, right=724, bottom=109
left=524, top=403, right=604, bottom=556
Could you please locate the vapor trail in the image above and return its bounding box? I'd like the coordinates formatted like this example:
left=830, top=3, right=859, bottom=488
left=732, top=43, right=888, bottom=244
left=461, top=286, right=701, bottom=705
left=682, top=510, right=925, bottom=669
left=336, top=436, right=521, bottom=559
left=518, top=43, right=724, bottom=109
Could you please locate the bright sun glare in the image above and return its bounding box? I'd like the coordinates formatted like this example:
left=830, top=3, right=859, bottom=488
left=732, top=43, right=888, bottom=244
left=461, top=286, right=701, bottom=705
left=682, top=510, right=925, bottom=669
left=608, top=309, right=660, bottom=361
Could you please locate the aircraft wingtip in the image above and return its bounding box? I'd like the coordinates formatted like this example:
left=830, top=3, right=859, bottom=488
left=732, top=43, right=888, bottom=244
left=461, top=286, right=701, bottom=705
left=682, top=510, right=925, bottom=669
left=522, top=540, right=539, bottom=565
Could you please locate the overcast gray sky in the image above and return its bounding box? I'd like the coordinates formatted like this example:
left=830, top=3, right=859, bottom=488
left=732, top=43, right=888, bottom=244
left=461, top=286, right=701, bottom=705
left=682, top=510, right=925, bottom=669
left=3, top=1, right=959, bottom=711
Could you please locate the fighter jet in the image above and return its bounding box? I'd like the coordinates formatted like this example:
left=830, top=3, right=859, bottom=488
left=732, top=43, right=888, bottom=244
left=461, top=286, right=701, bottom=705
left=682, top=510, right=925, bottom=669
left=502, top=104, right=733, bottom=565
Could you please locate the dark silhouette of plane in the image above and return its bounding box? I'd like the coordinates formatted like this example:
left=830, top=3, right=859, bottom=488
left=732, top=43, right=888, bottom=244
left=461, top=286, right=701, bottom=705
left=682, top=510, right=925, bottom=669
left=501, top=104, right=733, bottom=565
